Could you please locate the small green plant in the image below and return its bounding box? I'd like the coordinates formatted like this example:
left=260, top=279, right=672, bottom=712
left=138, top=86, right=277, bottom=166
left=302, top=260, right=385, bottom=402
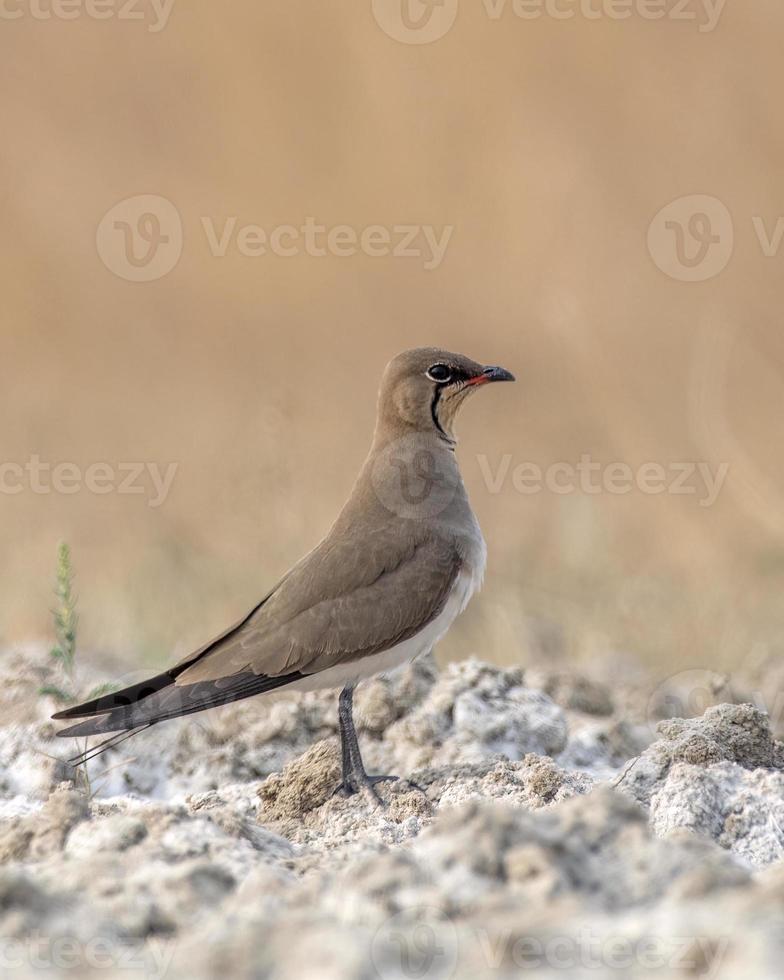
left=39, top=542, right=79, bottom=704
left=39, top=542, right=116, bottom=706
left=37, top=543, right=120, bottom=796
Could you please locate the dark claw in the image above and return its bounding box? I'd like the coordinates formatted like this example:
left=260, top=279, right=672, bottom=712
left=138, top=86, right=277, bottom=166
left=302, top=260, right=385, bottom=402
left=332, top=772, right=399, bottom=804
left=366, top=774, right=399, bottom=787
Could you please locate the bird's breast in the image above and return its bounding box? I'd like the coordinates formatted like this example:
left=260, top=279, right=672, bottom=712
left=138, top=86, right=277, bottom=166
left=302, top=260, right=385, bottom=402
left=457, top=530, right=487, bottom=612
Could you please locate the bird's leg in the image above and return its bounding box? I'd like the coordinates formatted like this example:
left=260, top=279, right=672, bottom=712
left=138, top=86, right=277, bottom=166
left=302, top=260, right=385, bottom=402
left=334, top=684, right=398, bottom=804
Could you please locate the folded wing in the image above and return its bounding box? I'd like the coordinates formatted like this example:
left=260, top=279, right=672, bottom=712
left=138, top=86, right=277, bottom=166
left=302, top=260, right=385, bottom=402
left=54, top=525, right=461, bottom=738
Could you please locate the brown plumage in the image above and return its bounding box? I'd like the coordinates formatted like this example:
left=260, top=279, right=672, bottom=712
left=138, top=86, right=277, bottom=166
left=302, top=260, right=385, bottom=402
left=53, top=348, right=514, bottom=799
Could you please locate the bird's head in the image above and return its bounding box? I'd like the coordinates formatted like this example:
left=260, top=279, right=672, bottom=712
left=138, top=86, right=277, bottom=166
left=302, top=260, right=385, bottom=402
left=375, top=347, right=515, bottom=445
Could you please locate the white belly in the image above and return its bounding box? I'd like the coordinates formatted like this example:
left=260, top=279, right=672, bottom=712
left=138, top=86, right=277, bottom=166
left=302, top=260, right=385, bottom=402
left=287, top=564, right=483, bottom=693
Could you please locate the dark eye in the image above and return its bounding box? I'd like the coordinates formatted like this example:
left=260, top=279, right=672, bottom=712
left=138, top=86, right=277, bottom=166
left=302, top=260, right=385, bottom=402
left=426, top=363, right=452, bottom=383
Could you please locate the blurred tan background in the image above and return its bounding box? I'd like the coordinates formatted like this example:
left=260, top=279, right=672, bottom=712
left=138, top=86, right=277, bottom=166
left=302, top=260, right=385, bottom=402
left=2, top=0, right=784, bottom=678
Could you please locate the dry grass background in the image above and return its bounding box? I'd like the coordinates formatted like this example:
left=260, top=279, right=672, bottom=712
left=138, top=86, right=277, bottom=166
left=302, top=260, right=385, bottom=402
left=2, top=0, right=784, bottom=679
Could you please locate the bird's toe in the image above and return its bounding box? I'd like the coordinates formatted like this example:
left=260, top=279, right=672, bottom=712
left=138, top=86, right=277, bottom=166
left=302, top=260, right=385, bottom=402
left=331, top=772, right=400, bottom=808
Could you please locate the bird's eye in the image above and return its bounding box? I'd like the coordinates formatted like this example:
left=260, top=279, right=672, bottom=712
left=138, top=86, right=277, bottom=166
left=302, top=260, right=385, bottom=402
left=426, top=364, right=452, bottom=383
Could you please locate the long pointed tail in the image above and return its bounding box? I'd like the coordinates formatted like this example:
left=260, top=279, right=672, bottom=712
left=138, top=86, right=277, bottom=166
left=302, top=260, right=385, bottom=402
left=53, top=669, right=305, bottom=741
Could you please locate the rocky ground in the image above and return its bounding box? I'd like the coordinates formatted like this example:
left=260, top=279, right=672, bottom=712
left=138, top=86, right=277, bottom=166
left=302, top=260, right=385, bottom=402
left=1, top=645, right=784, bottom=979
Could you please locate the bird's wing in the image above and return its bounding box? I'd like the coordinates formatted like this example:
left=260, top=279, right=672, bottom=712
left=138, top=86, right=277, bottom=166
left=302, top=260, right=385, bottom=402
left=175, top=524, right=463, bottom=684
left=53, top=524, right=462, bottom=738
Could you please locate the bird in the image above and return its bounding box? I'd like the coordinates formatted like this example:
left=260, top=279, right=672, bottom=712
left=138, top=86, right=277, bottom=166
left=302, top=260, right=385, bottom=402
left=53, top=348, right=515, bottom=802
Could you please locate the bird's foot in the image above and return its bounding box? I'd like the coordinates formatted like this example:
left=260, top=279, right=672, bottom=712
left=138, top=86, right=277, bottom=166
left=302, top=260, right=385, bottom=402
left=332, top=772, right=399, bottom=807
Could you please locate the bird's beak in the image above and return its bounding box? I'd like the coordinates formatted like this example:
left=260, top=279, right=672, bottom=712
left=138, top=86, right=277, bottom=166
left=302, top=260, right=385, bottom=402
left=466, top=365, right=516, bottom=386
